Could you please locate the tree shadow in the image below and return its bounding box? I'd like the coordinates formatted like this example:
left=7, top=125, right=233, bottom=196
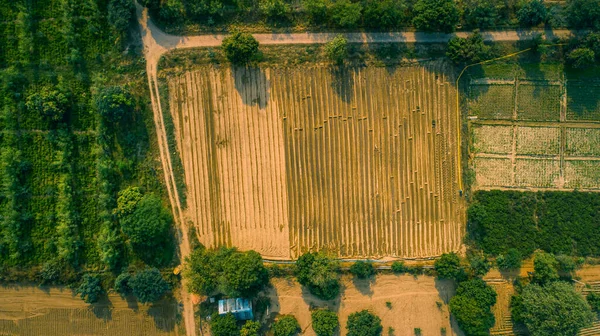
left=124, top=294, right=140, bottom=312
left=351, top=276, right=375, bottom=297
left=232, top=65, right=270, bottom=109
left=329, top=65, right=355, bottom=104
left=148, top=294, right=179, bottom=332
left=90, top=296, right=113, bottom=320
left=434, top=278, right=456, bottom=305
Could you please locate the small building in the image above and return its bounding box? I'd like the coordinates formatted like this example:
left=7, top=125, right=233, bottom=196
left=218, top=298, right=253, bottom=320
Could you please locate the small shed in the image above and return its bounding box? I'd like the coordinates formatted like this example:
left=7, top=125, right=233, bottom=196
left=218, top=298, right=253, bottom=320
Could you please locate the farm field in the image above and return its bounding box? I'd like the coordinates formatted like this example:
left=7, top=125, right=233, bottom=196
left=468, top=75, right=600, bottom=191
left=166, top=63, right=465, bottom=259
left=264, top=274, right=459, bottom=336
left=0, top=286, right=180, bottom=335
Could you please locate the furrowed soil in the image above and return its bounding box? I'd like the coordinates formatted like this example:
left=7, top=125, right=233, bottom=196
left=167, top=63, right=464, bottom=259
left=264, top=274, right=460, bottom=336
left=0, top=286, right=180, bottom=335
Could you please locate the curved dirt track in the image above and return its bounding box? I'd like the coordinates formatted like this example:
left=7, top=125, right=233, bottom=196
left=135, top=4, right=575, bottom=335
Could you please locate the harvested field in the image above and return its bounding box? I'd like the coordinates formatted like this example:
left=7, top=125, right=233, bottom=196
left=565, top=160, right=600, bottom=189
left=515, top=158, right=561, bottom=188
left=264, top=275, right=459, bottom=336
left=0, top=286, right=179, bottom=336
left=468, top=84, right=514, bottom=120
left=473, top=157, right=513, bottom=187
left=472, top=125, right=512, bottom=154
left=516, top=83, right=561, bottom=121
left=515, top=126, right=560, bottom=156
left=167, top=64, right=465, bottom=259
left=565, top=128, right=600, bottom=156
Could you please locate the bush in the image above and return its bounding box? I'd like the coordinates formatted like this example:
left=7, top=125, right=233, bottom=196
left=184, top=0, right=225, bottom=18
left=567, top=48, right=595, bottom=69
left=211, top=313, right=240, bottom=336
left=462, top=0, right=505, bottom=29
left=350, top=261, right=375, bottom=279
left=311, top=309, right=339, bottom=336
left=222, top=32, right=260, bottom=64
left=412, top=0, right=459, bottom=33
left=26, top=86, right=69, bottom=122
left=325, top=35, right=348, bottom=65
left=346, top=310, right=382, bottom=336
left=449, top=279, right=497, bottom=336
left=363, top=0, right=407, bottom=29
left=295, top=251, right=340, bottom=300
left=129, top=268, right=169, bottom=303
left=260, top=0, right=291, bottom=21
left=116, top=186, right=143, bottom=217
left=329, top=0, right=362, bottom=28
left=512, top=282, right=593, bottom=336
left=496, top=248, right=522, bottom=271
left=108, top=0, right=135, bottom=35
left=272, top=315, right=300, bottom=336
left=94, top=86, right=135, bottom=123
left=446, top=31, right=490, bottom=65
left=468, top=252, right=491, bottom=277
left=241, top=320, right=261, bottom=336
left=517, top=0, right=547, bottom=27
left=77, top=274, right=103, bottom=304
left=532, top=252, right=559, bottom=285
left=302, top=0, right=328, bottom=23
left=555, top=255, right=578, bottom=273
left=391, top=261, right=407, bottom=274
left=434, top=253, right=466, bottom=282
left=587, top=292, right=600, bottom=312
left=114, top=272, right=131, bottom=296
left=120, top=194, right=172, bottom=250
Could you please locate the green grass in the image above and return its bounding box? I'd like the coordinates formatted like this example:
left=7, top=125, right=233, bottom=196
left=468, top=85, right=514, bottom=119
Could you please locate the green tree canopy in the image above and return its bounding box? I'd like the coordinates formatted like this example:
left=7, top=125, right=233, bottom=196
left=434, top=252, right=466, bottom=281
left=567, top=48, right=596, bottom=69
left=587, top=292, right=600, bottom=312
left=116, top=186, right=143, bottom=217
left=468, top=252, right=491, bottom=277
left=183, top=0, right=225, bottom=18
left=350, top=261, right=375, bottom=279
left=211, top=313, right=240, bottom=336
left=463, top=0, right=505, bottom=29
left=532, top=252, right=559, bottom=285
left=114, top=272, right=131, bottom=297
left=567, top=0, right=600, bottom=30
left=108, top=0, right=135, bottom=35
left=241, top=320, right=261, bottom=336
left=512, top=282, right=593, bottom=336
left=517, top=0, right=547, bottom=27
left=129, top=268, right=170, bottom=303
left=325, top=35, right=348, bottom=65
left=346, top=310, right=382, bottom=336
left=222, top=32, right=260, bottom=64
left=329, top=0, right=362, bottom=28
left=77, top=274, right=103, bottom=304
left=26, top=86, right=69, bottom=122
left=302, top=0, right=328, bottom=23
left=449, top=279, right=497, bottom=336
left=260, top=0, right=291, bottom=21
left=363, top=0, right=407, bottom=29
left=119, top=193, right=172, bottom=249
left=311, top=309, right=339, bottom=336
left=412, top=0, right=459, bottom=33
left=446, top=31, right=491, bottom=65
left=496, top=248, right=522, bottom=271
left=295, top=251, right=340, bottom=300
left=94, top=86, right=135, bottom=123
left=272, top=315, right=300, bottom=336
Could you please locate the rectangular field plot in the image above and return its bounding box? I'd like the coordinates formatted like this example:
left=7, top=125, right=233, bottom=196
left=516, top=126, right=560, bottom=156
left=565, top=160, right=600, bottom=189
left=515, top=158, right=560, bottom=188
left=516, top=83, right=561, bottom=121
left=468, top=84, right=514, bottom=119
left=567, top=83, right=600, bottom=121
left=168, top=64, right=465, bottom=258
left=473, top=157, right=512, bottom=187
left=472, top=125, right=512, bottom=154
left=565, top=128, right=600, bottom=156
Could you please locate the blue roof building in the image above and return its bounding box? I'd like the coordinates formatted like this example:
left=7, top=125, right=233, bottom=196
left=218, top=298, right=254, bottom=320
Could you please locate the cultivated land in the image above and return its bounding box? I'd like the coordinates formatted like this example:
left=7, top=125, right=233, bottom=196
left=468, top=75, right=600, bottom=191
left=265, top=274, right=458, bottom=336
left=167, top=63, right=465, bottom=259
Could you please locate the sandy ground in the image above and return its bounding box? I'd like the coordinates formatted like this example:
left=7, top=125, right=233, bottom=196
left=0, top=285, right=180, bottom=335
left=265, top=274, right=460, bottom=336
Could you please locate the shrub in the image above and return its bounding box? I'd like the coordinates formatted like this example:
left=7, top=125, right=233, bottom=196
left=512, top=282, right=593, bottom=336
left=26, top=86, right=69, bottom=122
left=462, top=0, right=505, bottom=29
left=311, top=309, right=339, bottom=336
left=449, top=279, right=497, bottom=336
left=517, top=0, right=547, bottom=27
left=363, top=0, right=407, bottom=29
left=555, top=254, right=578, bottom=273
left=468, top=252, right=492, bottom=277
left=391, top=261, right=407, bottom=274
left=567, top=0, right=600, bottom=30
left=567, top=48, right=595, bottom=69
left=532, top=252, right=559, bottom=285
left=241, top=320, right=261, bottom=336
left=272, top=315, right=300, bottom=336
left=412, top=0, right=459, bottom=33
left=114, top=272, right=131, bottom=296
left=120, top=194, right=172, bottom=250
left=116, top=186, right=143, bottom=217
left=496, top=248, right=522, bottom=271
left=40, top=260, right=61, bottom=283
left=434, top=253, right=466, bottom=282
left=302, top=0, right=328, bottom=23
left=77, top=274, right=103, bottom=304
left=108, top=0, right=135, bottom=35
left=350, top=261, right=375, bottom=279
left=329, top=0, right=362, bottom=28
left=211, top=313, right=240, bottom=336
left=94, top=86, right=135, bottom=123
left=129, top=268, right=169, bottom=303
left=260, top=0, right=291, bottom=21
left=446, top=30, right=490, bottom=65
left=586, top=292, right=600, bottom=312
left=184, top=0, right=225, bottom=18
left=295, top=251, right=340, bottom=300
left=222, top=32, right=259, bottom=64
left=346, top=310, right=382, bottom=336
left=325, top=35, right=348, bottom=65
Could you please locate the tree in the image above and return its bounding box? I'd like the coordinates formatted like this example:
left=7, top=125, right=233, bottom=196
left=586, top=292, right=600, bottom=312
left=496, top=248, right=522, bottom=271
left=311, top=309, right=339, bottom=336
left=517, top=0, right=547, bottom=27
left=272, top=315, right=300, bottom=336
left=120, top=194, right=172, bottom=249
left=295, top=251, right=340, bottom=300
left=260, top=0, right=291, bottom=21
left=222, top=32, right=259, bottom=64
left=346, top=310, right=382, bottom=336
left=391, top=261, right=407, bottom=274
left=26, top=86, right=69, bottom=122
left=241, top=320, right=261, bottom=336
left=328, top=0, right=362, bottom=28
left=532, top=252, right=559, bottom=285
left=108, top=0, right=135, bottom=35
left=567, top=48, right=595, bottom=69
left=77, top=274, right=103, bottom=304
left=468, top=252, right=491, bottom=277
left=412, top=0, right=459, bottom=33
left=129, top=268, right=170, bottom=303
left=325, top=35, right=348, bottom=64
left=567, top=0, right=600, bottom=30
left=363, top=0, right=407, bottom=29
left=185, top=247, right=219, bottom=295
left=94, top=86, right=135, bottom=123
left=449, top=279, right=497, bottom=336
left=446, top=31, right=490, bottom=65
left=183, top=0, right=225, bottom=19
left=512, top=282, right=593, bottom=336
left=434, top=252, right=466, bottom=281
left=302, top=0, right=328, bottom=23
left=555, top=255, right=578, bottom=273
left=350, top=261, right=375, bottom=279
left=211, top=313, right=240, bottom=336
left=114, top=272, right=131, bottom=297
left=463, top=0, right=505, bottom=29
left=116, top=186, right=143, bottom=217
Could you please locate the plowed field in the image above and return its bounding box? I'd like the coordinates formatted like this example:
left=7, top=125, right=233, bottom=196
left=167, top=64, right=464, bottom=259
